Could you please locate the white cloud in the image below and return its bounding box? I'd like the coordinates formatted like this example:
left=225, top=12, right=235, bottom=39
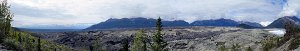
left=260, top=21, right=272, bottom=27
left=7, top=0, right=294, bottom=29
left=278, top=0, right=300, bottom=17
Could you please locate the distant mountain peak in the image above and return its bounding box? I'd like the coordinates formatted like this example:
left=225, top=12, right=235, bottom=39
left=191, top=18, right=239, bottom=26
left=267, top=16, right=300, bottom=28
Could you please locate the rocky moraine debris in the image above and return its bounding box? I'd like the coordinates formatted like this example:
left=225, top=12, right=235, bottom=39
left=34, top=26, right=277, bottom=51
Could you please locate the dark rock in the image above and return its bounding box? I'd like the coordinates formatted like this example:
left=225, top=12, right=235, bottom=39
left=172, top=43, right=188, bottom=49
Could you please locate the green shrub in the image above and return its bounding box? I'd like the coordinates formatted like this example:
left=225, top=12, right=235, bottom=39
left=2, top=38, right=20, bottom=50
left=261, top=37, right=283, bottom=51
left=245, top=47, right=253, bottom=51
left=230, top=44, right=240, bottom=51
left=217, top=42, right=227, bottom=51
left=288, top=38, right=300, bottom=50
left=131, top=30, right=147, bottom=51
left=218, top=44, right=227, bottom=51
left=121, top=38, right=129, bottom=51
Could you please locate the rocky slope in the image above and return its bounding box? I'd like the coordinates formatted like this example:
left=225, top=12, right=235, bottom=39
left=34, top=26, right=279, bottom=51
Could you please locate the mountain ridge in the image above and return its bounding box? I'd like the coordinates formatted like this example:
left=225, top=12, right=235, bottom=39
left=267, top=16, right=300, bottom=28
left=85, top=17, right=263, bottom=30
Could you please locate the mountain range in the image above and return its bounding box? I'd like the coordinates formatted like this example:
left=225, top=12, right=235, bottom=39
left=20, top=16, right=300, bottom=32
left=85, top=17, right=263, bottom=30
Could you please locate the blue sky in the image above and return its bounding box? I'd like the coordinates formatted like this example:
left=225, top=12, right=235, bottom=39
left=7, top=0, right=300, bottom=29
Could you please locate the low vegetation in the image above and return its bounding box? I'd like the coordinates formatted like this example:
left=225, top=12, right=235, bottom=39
left=230, top=44, right=241, bottom=51
left=218, top=42, right=227, bottom=51
left=245, top=47, right=253, bottom=51
left=289, top=37, right=300, bottom=50
left=2, top=30, right=72, bottom=51
left=261, top=37, right=282, bottom=51
left=89, top=37, right=104, bottom=51
left=218, top=43, right=253, bottom=51
left=121, top=38, right=130, bottom=51
left=131, top=30, right=147, bottom=51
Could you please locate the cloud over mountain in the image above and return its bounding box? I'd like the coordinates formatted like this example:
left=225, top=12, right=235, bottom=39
left=8, top=0, right=300, bottom=29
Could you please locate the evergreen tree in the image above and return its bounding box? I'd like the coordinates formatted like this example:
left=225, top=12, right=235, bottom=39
left=0, top=0, right=13, bottom=42
left=131, top=30, right=147, bottom=51
left=142, top=40, right=147, bottom=51
left=120, top=38, right=129, bottom=51
left=37, top=37, right=42, bottom=51
left=150, top=17, right=168, bottom=51
left=92, top=37, right=102, bottom=51
left=89, top=46, right=94, bottom=51
left=18, top=33, right=22, bottom=42
left=245, top=47, right=253, bottom=51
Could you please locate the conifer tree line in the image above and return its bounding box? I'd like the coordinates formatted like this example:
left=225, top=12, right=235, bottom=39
left=121, top=17, right=168, bottom=51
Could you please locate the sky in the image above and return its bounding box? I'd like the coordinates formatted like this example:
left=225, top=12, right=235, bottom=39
left=7, top=0, right=300, bottom=29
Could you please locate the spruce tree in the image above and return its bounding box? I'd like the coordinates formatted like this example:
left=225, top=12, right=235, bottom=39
left=131, top=30, right=147, bottom=51
left=37, top=37, right=42, bottom=51
left=121, top=38, right=129, bottom=51
left=89, top=46, right=94, bottom=51
left=150, top=17, right=168, bottom=51
left=142, top=40, right=147, bottom=51
left=245, top=47, right=253, bottom=51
